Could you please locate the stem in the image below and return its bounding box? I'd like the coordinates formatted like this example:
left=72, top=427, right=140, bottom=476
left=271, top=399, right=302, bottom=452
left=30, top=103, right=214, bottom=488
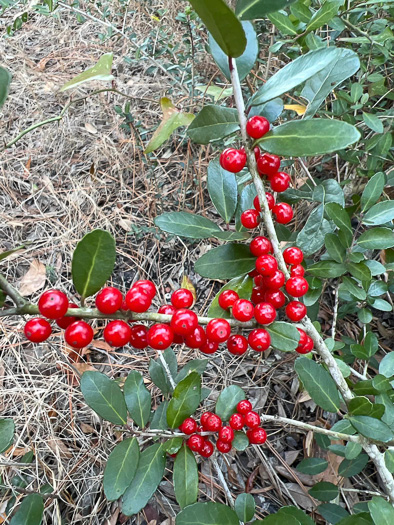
left=212, top=456, right=235, bottom=508
left=0, top=274, right=27, bottom=308
left=158, top=352, right=176, bottom=390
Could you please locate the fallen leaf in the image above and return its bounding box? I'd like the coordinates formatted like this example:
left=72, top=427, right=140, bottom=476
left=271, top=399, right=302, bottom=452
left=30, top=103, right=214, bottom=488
left=85, top=122, right=97, bottom=134
left=181, top=275, right=196, bottom=304
left=284, top=104, right=306, bottom=115
left=19, top=260, right=46, bottom=296
left=47, top=438, right=73, bottom=458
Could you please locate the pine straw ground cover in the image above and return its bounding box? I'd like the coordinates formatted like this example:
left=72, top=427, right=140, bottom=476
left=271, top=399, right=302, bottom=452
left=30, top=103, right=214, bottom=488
left=0, top=2, right=392, bottom=524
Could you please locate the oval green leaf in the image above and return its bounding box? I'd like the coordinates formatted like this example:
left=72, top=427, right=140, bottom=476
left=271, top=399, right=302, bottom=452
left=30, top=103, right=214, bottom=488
left=195, top=243, right=256, bottom=279
left=10, top=494, right=44, bottom=525
left=361, top=172, right=385, bottom=212
left=236, top=0, right=296, bottom=19
left=208, top=275, right=253, bottom=319
left=176, top=501, right=240, bottom=525
left=267, top=321, right=300, bottom=352
left=348, top=416, right=394, bottom=443
left=235, top=493, right=255, bottom=522
left=103, top=438, right=140, bottom=501
left=187, top=105, right=239, bottom=144
left=124, top=371, right=151, bottom=428
left=363, top=201, right=394, bottom=226
left=60, top=53, right=114, bottom=92
left=0, top=418, right=15, bottom=453
left=318, top=503, right=349, bottom=525
left=233, top=431, right=249, bottom=451
left=296, top=458, right=328, bottom=475
left=308, top=481, right=339, bottom=502
left=207, top=159, right=238, bottom=223
left=379, top=352, right=394, bottom=378
left=0, top=66, right=12, bottom=109
left=215, top=385, right=246, bottom=421
left=307, top=261, right=347, bottom=278
left=368, top=496, right=394, bottom=525
left=174, top=444, right=199, bottom=509
left=297, top=204, right=336, bottom=255
left=268, top=11, right=298, bottom=35
left=167, top=372, right=201, bottom=429
left=358, top=228, right=394, bottom=250
left=80, top=371, right=127, bottom=425
left=155, top=211, right=221, bottom=239
left=306, top=0, right=342, bottom=32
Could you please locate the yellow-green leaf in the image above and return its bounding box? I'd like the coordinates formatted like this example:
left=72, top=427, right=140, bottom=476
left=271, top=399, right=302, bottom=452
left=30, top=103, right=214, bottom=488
left=60, top=53, right=114, bottom=92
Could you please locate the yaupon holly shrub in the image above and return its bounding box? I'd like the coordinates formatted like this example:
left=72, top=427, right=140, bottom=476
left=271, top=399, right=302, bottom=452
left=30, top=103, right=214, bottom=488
left=1, top=0, right=394, bottom=523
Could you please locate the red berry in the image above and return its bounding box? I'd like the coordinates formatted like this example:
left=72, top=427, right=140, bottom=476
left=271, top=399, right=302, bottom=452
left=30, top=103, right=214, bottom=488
left=254, top=146, right=261, bottom=162
left=270, top=172, right=290, bottom=193
left=220, top=148, right=247, bottom=173
left=24, top=318, right=52, bottom=343
left=256, top=254, right=278, bottom=276
left=229, top=413, right=244, bottom=430
left=250, top=236, right=272, bottom=257
left=216, top=440, right=232, bottom=453
left=266, top=192, right=275, bottom=210
left=38, top=290, right=69, bottom=320
left=247, top=427, right=267, bottom=444
left=103, top=320, right=132, bottom=348
left=147, top=324, right=174, bottom=350
left=246, top=116, right=270, bottom=139
left=170, top=309, right=198, bottom=336
left=244, top=411, right=260, bottom=429
left=290, top=264, right=305, bottom=277
left=199, top=440, right=214, bottom=458
left=227, top=334, right=248, bottom=355
left=200, top=340, right=219, bottom=354
left=236, top=400, right=252, bottom=415
left=129, top=324, right=148, bottom=349
left=302, top=336, right=314, bottom=353
left=296, top=334, right=313, bottom=354
left=158, top=304, right=177, bottom=316
left=248, top=329, right=271, bottom=352
left=273, top=203, right=293, bottom=224
left=173, top=333, right=185, bottom=345
left=203, top=414, right=222, bottom=432
left=257, top=154, right=280, bottom=177
left=263, top=270, right=285, bottom=290
left=285, top=277, right=309, bottom=297
left=248, top=269, right=259, bottom=278
left=180, top=417, right=197, bottom=435
left=253, top=195, right=261, bottom=212
left=283, top=247, right=304, bottom=265
left=56, top=303, right=79, bottom=329
left=206, top=318, right=231, bottom=343
left=171, top=289, right=194, bottom=309
left=232, top=299, right=254, bottom=322
left=95, top=287, right=123, bottom=314
left=196, top=425, right=204, bottom=433
left=185, top=325, right=207, bottom=349
left=133, top=279, right=156, bottom=299
left=251, top=286, right=265, bottom=305
left=254, top=275, right=264, bottom=287
left=219, top=426, right=235, bottom=443
left=65, top=321, right=93, bottom=349
left=126, top=288, right=151, bottom=313
left=200, top=412, right=214, bottom=427
left=218, top=289, right=239, bottom=310
left=296, top=328, right=307, bottom=352
left=254, top=302, right=276, bottom=325
left=286, top=301, right=307, bottom=322
left=241, top=209, right=260, bottom=229
left=264, top=290, right=286, bottom=309
left=187, top=434, right=205, bottom=452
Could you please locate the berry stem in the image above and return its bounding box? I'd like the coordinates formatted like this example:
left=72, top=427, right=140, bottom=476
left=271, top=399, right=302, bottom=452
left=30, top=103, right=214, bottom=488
left=0, top=273, right=27, bottom=308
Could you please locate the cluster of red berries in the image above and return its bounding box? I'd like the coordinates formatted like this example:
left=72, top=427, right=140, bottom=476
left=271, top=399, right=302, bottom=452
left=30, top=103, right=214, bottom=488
left=177, top=399, right=267, bottom=458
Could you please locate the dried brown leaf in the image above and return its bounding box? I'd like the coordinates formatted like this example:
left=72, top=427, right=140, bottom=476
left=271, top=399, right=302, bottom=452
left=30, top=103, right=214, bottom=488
left=19, top=259, right=46, bottom=296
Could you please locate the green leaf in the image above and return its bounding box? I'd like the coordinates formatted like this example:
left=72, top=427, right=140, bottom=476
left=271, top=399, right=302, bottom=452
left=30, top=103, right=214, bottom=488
left=0, top=245, right=25, bottom=263
left=176, top=502, right=240, bottom=525
left=325, top=203, right=353, bottom=246
left=233, top=431, right=249, bottom=451
left=325, top=233, right=347, bottom=263
left=368, top=298, right=393, bottom=312
left=318, top=503, right=349, bottom=525
left=0, top=66, right=12, bottom=109
left=363, top=112, right=384, bottom=134
left=167, top=372, right=201, bottom=429
left=174, top=444, right=199, bottom=509
left=176, top=359, right=208, bottom=383
left=235, top=493, right=255, bottom=522
left=124, top=371, right=151, bottom=428
left=279, top=506, right=315, bottom=525
left=209, top=21, right=258, bottom=81
left=122, top=443, right=166, bottom=516
left=361, top=173, right=386, bottom=212
left=149, top=359, right=173, bottom=395
left=144, top=98, right=194, bottom=153
left=341, top=277, right=367, bottom=301
left=348, top=396, right=374, bottom=416
left=10, top=494, right=44, bottom=525
left=291, top=2, right=312, bottom=23
left=164, top=437, right=183, bottom=455
left=346, top=262, right=372, bottom=283
left=254, top=515, right=300, bottom=525
left=256, top=119, right=360, bottom=157
left=358, top=308, right=373, bottom=324
left=208, top=275, right=253, bottom=319
left=195, top=243, right=256, bottom=280
left=368, top=496, right=394, bottom=525
left=294, top=357, right=341, bottom=413
left=297, top=205, right=335, bottom=256
left=268, top=11, right=298, bottom=35
left=72, top=230, right=116, bottom=299
left=379, top=353, right=394, bottom=378
left=155, top=211, right=222, bottom=239
left=103, top=438, right=140, bottom=501
left=207, top=159, right=238, bottom=223
left=296, top=458, right=328, bottom=475
left=385, top=450, right=394, bottom=473
left=338, top=454, right=368, bottom=477
left=80, top=371, right=127, bottom=425
left=313, top=179, right=345, bottom=207
left=196, top=85, right=233, bottom=102
left=363, top=201, right=394, bottom=226
left=267, top=321, right=300, bottom=351
left=215, top=385, right=246, bottom=421
left=150, top=401, right=169, bottom=430
left=60, top=53, right=114, bottom=92
left=331, top=420, right=356, bottom=435
left=348, top=416, right=394, bottom=442
left=249, top=98, right=284, bottom=122
left=372, top=375, right=391, bottom=392
left=336, top=513, right=373, bottom=525
left=364, top=332, right=378, bottom=358
left=306, top=0, right=343, bottom=32
left=187, top=106, right=239, bottom=144
left=307, top=261, right=347, bottom=278
left=236, top=0, right=296, bottom=19
left=308, top=481, right=338, bottom=502
left=0, top=418, right=15, bottom=453
left=345, top=441, right=363, bottom=460
left=358, top=228, right=394, bottom=250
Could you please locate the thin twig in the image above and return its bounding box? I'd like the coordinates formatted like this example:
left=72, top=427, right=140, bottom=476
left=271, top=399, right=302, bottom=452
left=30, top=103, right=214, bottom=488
left=158, top=352, right=176, bottom=390
left=0, top=274, right=27, bottom=308
left=211, top=456, right=235, bottom=508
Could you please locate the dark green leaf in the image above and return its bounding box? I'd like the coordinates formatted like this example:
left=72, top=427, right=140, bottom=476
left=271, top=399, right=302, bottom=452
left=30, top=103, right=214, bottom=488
left=150, top=401, right=169, bottom=430
left=372, top=375, right=391, bottom=392
left=348, top=416, right=394, bottom=442
left=336, top=513, right=373, bottom=525
left=297, top=204, right=335, bottom=255
left=207, top=159, right=238, bottom=223
left=379, top=353, right=394, bottom=378
left=174, top=444, right=199, bottom=509
left=80, top=371, right=127, bottom=425
left=176, top=502, right=240, bottom=525
left=368, top=496, right=394, bottom=525
left=235, top=493, right=255, bottom=522
left=60, top=53, right=114, bottom=91
left=338, top=454, right=368, bottom=477
left=345, top=441, right=363, bottom=460
left=195, top=243, right=256, bottom=279
left=358, top=228, right=394, bottom=250
left=348, top=396, right=374, bottom=416
left=187, top=105, right=239, bottom=144
left=384, top=450, right=394, bottom=473
left=308, top=481, right=339, bottom=502
left=0, top=245, right=25, bottom=262
left=233, top=431, right=249, bottom=451
left=164, top=437, right=183, bottom=455
left=358, top=308, right=373, bottom=324
left=291, top=2, right=312, bottom=23
left=267, top=321, right=300, bottom=351
left=331, top=420, right=356, bottom=435
left=368, top=280, right=388, bottom=297
left=325, top=203, right=353, bottom=245
left=346, top=262, right=372, bottom=283
left=208, top=275, right=253, bottom=319
left=72, top=230, right=116, bottom=299
left=306, top=0, right=343, bottom=31
left=364, top=332, right=378, bottom=358
left=361, top=173, right=385, bottom=212
left=325, top=233, right=347, bottom=263
left=253, top=515, right=300, bottom=525
left=149, top=359, right=173, bottom=395
left=0, top=290, right=6, bottom=307
left=341, top=277, right=366, bottom=301
left=0, top=66, right=11, bottom=109
left=216, top=385, right=246, bottom=421
left=268, top=11, right=298, bottom=35
left=313, top=179, right=345, bottom=206
left=103, top=438, right=140, bottom=501
left=236, top=0, right=296, bottom=20
left=350, top=344, right=370, bottom=361
left=307, top=261, right=347, bottom=278
left=363, top=201, right=394, bottom=226
left=363, top=112, right=384, bottom=134
left=353, top=379, right=380, bottom=396
left=368, top=298, right=392, bottom=312
left=176, top=359, right=208, bottom=383
left=249, top=98, right=284, bottom=122
left=167, top=372, right=201, bottom=429
left=318, top=503, right=349, bottom=525
left=124, top=371, right=151, bottom=428
left=279, top=506, right=315, bottom=525
left=296, top=458, right=328, bottom=475
left=0, top=418, right=14, bottom=453
left=10, top=494, right=44, bottom=525
left=155, top=211, right=221, bottom=239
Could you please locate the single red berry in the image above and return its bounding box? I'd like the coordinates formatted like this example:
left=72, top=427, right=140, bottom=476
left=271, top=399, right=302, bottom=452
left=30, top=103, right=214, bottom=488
left=246, top=116, right=270, bottom=139
left=248, top=269, right=259, bottom=278
left=24, top=318, right=52, bottom=343
left=257, top=153, right=280, bottom=177
left=185, top=325, right=207, bottom=349
left=296, top=328, right=307, bottom=352
left=297, top=335, right=313, bottom=354
left=187, top=434, right=205, bottom=453
left=147, top=324, right=174, bottom=350
left=254, top=302, right=276, bottom=325
left=241, top=209, right=260, bottom=229
left=95, top=287, right=123, bottom=314
left=251, top=286, right=265, bottom=305
left=273, top=203, right=293, bottom=224
left=56, top=303, right=79, bottom=329
left=103, top=320, right=132, bottom=348
left=270, top=172, right=290, bottom=193
left=220, top=148, right=246, bottom=173
left=38, top=290, right=69, bottom=320
left=180, top=417, right=197, bottom=435
left=285, top=277, right=309, bottom=297
left=244, top=411, right=260, bottom=429
left=218, top=289, right=239, bottom=310
left=253, top=195, right=261, bottom=212
left=229, top=413, right=244, bottom=430
left=266, top=192, right=275, bottom=210
left=236, top=400, right=252, bottom=415
left=248, top=329, right=271, bottom=352
left=263, top=270, right=285, bottom=290
left=199, top=439, right=214, bottom=458
left=219, top=426, right=235, bottom=443
left=206, top=318, right=231, bottom=343
left=254, top=275, right=264, bottom=287
left=264, top=290, right=286, bottom=309
left=283, top=247, right=304, bottom=265
left=170, top=309, right=198, bottom=336
left=200, top=412, right=214, bottom=427
left=158, top=304, right=177, bottom=316
left=203, top=414, right=222, bottom=432
left=171, top=289, right=194, bottom=309
left=126, top=288, right=152, bottom=313
left=250, top=236, right=272, bottom=257
left=256, top=254, right=278, bottom=277
left=129, top=324, right=148, bottom=349
left=65, top=321, right=93, bottom=349
left=133, top=279, right=156, bottom=299
left=290, top=264, right=305, bottom=277
left=254, top=146, right=261, bottom=162
left=216, top=440, right=232, bottom=453
left=247, top=427, right=267, bottom=445
left=286, top=301, right=307, bottom=322
left=200, top=340, right=219, bottom=354
left=232, top=299, right=254, bottom=322
left=227, top=334, right=248, bottom=356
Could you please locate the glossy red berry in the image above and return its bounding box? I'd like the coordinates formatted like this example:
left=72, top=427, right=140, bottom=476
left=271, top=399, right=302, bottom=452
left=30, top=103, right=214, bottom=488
left=264, top=270, right=285, bottom=290
left=251, top=286, right=265, bottom=305
left=256, top=254, right=278, bottom=276
left=250, top=236, right=272, bottom=257
left=38, top=290, right=68, bottom=319
left=227, top=334, right=248, bottom=356
left=126, top=288, right=151, bottom=313
left=297, top=334, right=313, bottom=354
left=248, top=329, right=271, bottom=352
left=133, top=279, right=156, bottom=299
left=286, top=301, right=307, bottom=322
left=266, top=192, right=275, bottom=210
left=200, top=340, right=219, bottom=354
left=270, top=172, right=290, bottom=193
left=158, top=304, right=177, bottom=316
left=24, top=318, right=52, bottom=343
left=290, top=264, right=305, bottom=277
left=65, top=321, right=93, bottom=349
left=244, top=411, right=260, bottom=429
left=218, top=290, right=239, bottom=310
left=129, top=324, right=148, bottom=349
left=296, top=328, right=307, bottom=352
left=264, top=290, right=286, bottom=309
left=285, top=277, right=309, bottom=297
left=247, top=427, right=267, bottom=445
left=236, top=400, right=253, bottom=415
left=147, top=324, right=174, bottom=350
left=187, top=434, right=205, bottom=453
left=180, top=417, right=197, bottom=435
left=56, top=303, right=79, bottom=329
left=219, top=426, right=235, bottom=443
left=103, top=320, right=132, bottom=347
left=232, top=299, right=254, bottom=322
left=170, top=309, right=198, bottom=336
left=241, top=209, right=260, bottom=229
left=171, top=289, right=194, bottom=309
left=206, top=318, right=231, bottom=343
left=203, top=413, right=222, bottom=432
left=254, top=302, right=276, bottom=325
left=273, top=203, right=293, bottom=224
left=254, top=146, right=261, bottom=162
left=254, top=275, right=264, bottom=287
left=216, top=440, right=232, bottom=453
left=185, top=325, right=207, bottom=349
left=95, top=287, right=123, bottom=314
left=220, top=148, right=247, bottom=173
left=200, top=412, right=214, bottom=427
left=283, top=247, right=304, bottom=265
left=199, top=440, right=214, bottom=458
left=257, top=153, right=280, bottom=177
left=229, top=413, right=244, bottom=430
left=246, top=116, right=270, bottom=139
